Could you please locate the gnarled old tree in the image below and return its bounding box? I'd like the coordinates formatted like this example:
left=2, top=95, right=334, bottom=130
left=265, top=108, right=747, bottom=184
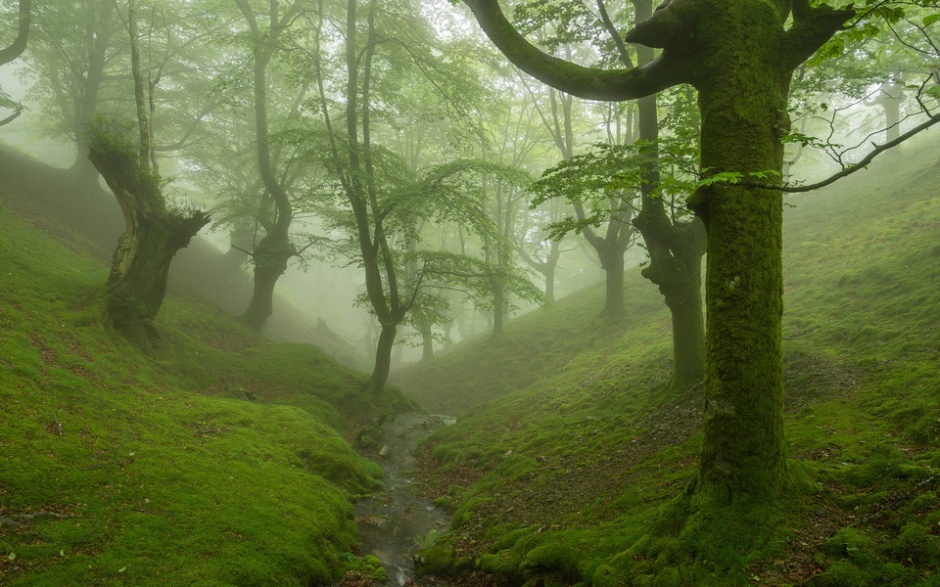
left=461, top=0, right=855, bottom=504
left=0, top=0, right=30, bottom=126
left=88, top=0, right=208, bottom=350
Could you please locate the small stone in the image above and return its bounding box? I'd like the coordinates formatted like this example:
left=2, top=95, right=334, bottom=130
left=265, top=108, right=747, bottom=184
left=378, top=445, right=391, bottom=457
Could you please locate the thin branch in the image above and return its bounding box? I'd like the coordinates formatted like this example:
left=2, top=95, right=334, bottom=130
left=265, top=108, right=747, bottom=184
left=746, top=112, right=940, bottom=193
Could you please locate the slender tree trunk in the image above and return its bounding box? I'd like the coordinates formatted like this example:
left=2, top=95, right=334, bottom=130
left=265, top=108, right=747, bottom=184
left=421, top=327, right=434, bottom=361
left=366, top=323, right=396, bottom=395
left=234, top=0, right=297, bottom=333
left=601, top=251, right=625, bottom=318
left=70, top=0, right=113, bottom=192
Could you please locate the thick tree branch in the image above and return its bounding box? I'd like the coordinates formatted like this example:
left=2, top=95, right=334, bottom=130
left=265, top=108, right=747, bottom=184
left=461, top=0, right=688, bottom=101
left=0, top=0, right=31, bottom=66
left=784, top=0, right=855, bottom=70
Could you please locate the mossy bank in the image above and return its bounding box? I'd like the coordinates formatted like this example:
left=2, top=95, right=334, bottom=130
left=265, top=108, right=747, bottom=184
left=0, top=176, right=412, bottom=585
left=402, top=138, right=940, bottom=586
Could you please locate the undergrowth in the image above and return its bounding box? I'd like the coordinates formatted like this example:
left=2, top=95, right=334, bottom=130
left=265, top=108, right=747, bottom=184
left=404, top=139, right=940, bottom=586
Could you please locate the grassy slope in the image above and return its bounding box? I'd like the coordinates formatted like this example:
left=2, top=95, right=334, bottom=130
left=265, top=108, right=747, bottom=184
left=399, top=139, right=940, bottom=586
left=0, top=184, right=411, bottom=584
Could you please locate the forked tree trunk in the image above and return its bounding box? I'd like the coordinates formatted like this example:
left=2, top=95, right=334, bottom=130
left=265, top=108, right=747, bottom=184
left=89, top=141, right=209, bottom=350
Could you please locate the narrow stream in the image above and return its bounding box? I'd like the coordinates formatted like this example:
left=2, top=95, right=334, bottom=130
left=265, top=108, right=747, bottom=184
left=355, top=413, right=454, bottom=585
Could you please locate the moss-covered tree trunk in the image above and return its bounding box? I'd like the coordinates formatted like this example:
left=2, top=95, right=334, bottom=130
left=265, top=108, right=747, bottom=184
left=460, top=0, right=855, bottom=501
left=684, top=6, right=791, bottom=502
left=89, top=140, right=209, bottom=350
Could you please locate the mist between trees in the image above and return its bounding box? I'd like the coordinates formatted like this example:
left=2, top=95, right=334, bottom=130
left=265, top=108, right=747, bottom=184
left=1, top=0, right=938, bottom=578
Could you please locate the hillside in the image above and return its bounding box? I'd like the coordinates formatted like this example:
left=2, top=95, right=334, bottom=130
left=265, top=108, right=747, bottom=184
left=0, top=154, right=412, bottom=585
left=396, top=139, right=940, bottom=586
left=0, top=144, right=366, bottom=369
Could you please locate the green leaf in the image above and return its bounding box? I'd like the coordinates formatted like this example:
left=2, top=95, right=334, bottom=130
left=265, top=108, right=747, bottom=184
left=7, top=553, right=15, bottom=561
left=924, top=13, right=940, bottom=26
left=698, top=172, right=743, bottom=187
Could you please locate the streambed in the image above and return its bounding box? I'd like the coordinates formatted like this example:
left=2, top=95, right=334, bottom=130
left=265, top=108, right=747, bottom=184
left=355, top=413, right=454, bottom=585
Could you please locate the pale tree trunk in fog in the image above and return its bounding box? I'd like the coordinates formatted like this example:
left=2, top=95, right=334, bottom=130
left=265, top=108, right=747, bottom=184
left=234, top=0, right=301, bottom=332
left=867, top=80, right=903, bottom=144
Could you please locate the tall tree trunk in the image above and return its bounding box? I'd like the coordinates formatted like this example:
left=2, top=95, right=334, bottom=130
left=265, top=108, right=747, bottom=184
left=235, top=0, right=298, bottom=332
left=687, top=8, right=791, bottom=502
left=70, top=0, right=113, bottom=193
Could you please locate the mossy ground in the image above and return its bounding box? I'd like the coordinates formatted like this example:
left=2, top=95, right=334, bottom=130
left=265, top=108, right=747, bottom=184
left=0, top=174, right=412, bottom=585
left=399, top=139, right=940, bottom=586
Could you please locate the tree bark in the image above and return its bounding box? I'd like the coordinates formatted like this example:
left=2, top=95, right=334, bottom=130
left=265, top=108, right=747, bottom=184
left=89, top=139, right=209, bottom=350
left=365, top=323, right=397, bottom=395
left=240, top=233, right=293, bottom=331
left=681, top=3, right=792, bottom=502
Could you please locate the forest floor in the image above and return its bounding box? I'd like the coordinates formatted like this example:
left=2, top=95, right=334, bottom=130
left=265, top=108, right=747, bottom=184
left=393, top=140, right=940, bottom=587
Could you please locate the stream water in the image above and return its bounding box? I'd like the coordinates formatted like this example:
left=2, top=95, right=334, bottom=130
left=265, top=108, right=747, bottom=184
left=355, top=413, right=455, bottom=585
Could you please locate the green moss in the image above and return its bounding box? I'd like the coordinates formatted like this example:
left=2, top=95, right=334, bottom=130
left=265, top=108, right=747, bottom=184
left=824, top=528, right=876, bottom=566
left=0, top=208, right=404, bottom=585
left=804, top=561, right=868, bottom=587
